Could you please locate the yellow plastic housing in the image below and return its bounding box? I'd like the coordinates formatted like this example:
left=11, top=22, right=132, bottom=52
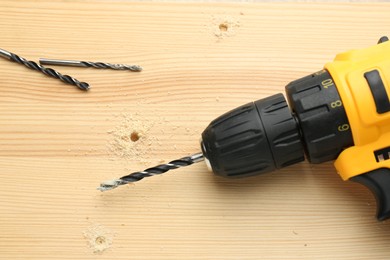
left=325, top=41, right=390, bottom=180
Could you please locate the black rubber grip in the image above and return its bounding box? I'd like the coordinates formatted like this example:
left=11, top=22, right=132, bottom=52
left=352, top=168, right=390, bottom=221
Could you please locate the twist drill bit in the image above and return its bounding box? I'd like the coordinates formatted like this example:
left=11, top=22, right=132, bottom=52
left=98, top=152, right=204, bottom=191
left=0, top=48, right=89, bottom=90
left=40, top=58, right=142, bottom=72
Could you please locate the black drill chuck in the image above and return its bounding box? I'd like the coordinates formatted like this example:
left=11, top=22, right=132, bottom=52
left=201, top=70, right=354, bottom=178
left=201, top=93, right=304, bottom=178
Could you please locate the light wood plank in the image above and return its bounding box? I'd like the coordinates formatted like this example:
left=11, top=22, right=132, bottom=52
left=1, top=1, right=390, bottom=259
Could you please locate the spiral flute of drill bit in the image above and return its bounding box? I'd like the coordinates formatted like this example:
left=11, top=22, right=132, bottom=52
left=0, top=48, right=89, bottom=90
left=98, top=153, right=204, bottom=191
left=39, top=58, right=142, bottom=72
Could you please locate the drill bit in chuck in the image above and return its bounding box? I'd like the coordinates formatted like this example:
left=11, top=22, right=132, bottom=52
left=98, top=152, right=204, bottom=191
left=40, top=58, right=142, bottom=72
left=0, top=48, right=89, bottom=91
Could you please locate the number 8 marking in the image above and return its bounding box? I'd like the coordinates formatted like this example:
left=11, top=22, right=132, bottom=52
left=331, top=100, right=342, bottom=108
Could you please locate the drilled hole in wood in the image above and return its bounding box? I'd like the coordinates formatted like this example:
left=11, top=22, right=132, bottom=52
left=219, top=23, right=228, bottom=32
left=95, top=236, right=106, bottom=245
left=130, top=131, right=140, bottom=142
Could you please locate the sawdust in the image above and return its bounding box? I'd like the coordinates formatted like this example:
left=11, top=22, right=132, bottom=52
left=107, top=113, right=158, bottom=164
left=210, top=15, right=241, bottom=39
left=107, top=110, right=202, bottom=168
left=83, top=224, right=114, bottom=254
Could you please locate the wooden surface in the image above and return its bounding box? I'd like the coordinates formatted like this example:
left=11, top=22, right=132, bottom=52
left=1, top=1, right=390, bottom=259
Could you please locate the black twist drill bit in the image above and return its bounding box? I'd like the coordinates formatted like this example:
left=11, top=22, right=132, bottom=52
left=39, top=58, right=142, bottom=72
left=0, top=48, right=89, bottom=91
left=98, top=152, right=204, bottom=191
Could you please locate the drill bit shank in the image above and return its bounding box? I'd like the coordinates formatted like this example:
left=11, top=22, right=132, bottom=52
left=0, top=48, right=89, bottom=90
left=98, top=152, right=204, bottom=191
left=40, top=58, right=142, bottom=72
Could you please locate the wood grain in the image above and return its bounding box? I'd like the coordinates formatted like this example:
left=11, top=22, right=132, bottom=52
left=1, top=1, right=390, bottom=259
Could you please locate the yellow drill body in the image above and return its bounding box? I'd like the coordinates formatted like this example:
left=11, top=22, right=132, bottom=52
left=326, top=40, right=390, bottom=180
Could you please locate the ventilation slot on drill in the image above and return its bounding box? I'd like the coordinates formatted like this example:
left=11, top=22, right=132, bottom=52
left=374, top=147, right=390, bottom=162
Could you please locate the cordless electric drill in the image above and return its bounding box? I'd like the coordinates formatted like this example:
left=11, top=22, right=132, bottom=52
left=201, top=36, right=390, bottom=221
left=100, top=37, right=390, bottom=221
